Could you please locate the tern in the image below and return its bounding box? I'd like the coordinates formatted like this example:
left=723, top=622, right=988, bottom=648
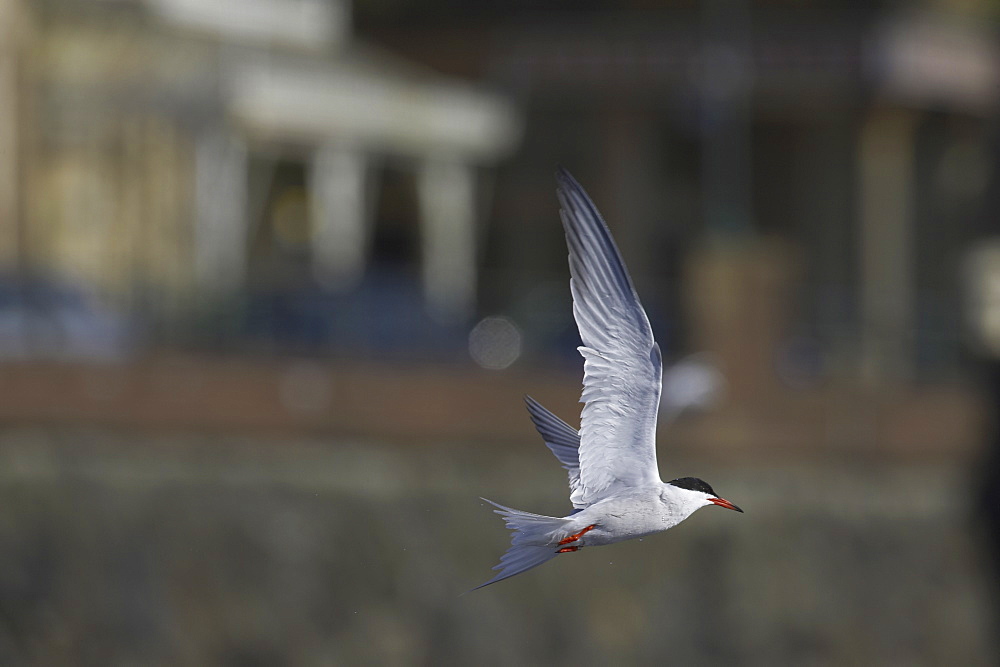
left=474, top=168, right=742, bottom=590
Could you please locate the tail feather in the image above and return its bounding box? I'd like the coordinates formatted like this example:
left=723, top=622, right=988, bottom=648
left=470, top=498, right=570, bottom=591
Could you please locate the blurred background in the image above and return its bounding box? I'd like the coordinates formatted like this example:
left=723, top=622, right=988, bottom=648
left=1, top=0, right=1000, bottom=663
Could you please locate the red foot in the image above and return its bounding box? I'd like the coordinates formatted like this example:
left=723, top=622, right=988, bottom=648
left=557, top=546, right=579, bottom=553
left=558, top=524, right=596, bottom=546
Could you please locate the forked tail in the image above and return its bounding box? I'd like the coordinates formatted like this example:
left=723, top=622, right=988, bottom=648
left=470, top=498, right=571, bottom=591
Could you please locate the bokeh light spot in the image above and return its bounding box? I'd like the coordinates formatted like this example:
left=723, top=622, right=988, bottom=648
left=468, top=316, right=522, bottom=370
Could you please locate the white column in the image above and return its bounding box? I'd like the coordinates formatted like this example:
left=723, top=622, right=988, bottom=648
left=308, top=144, right=369, bottom=289
left=858, top=109, right=917, bottom=381
left=417, top=156, right=477, bottom=322
left=194, top=130, right=248, bottom=296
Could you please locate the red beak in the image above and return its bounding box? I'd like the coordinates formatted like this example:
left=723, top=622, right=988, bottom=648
left=709, top=497, right=743, bottom=513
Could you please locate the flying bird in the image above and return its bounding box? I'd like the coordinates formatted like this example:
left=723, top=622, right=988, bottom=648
left=474, top=168, right=742, bottom=590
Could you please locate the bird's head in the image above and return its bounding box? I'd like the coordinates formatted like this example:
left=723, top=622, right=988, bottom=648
left=667, top=477, right=743, bottom=514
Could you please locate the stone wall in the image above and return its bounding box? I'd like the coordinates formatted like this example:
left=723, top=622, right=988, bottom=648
left=0, top=428, right=993, bottom=664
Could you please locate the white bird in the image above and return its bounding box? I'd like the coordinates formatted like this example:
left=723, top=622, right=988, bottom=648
left=474, top=168, right=742, bottom=591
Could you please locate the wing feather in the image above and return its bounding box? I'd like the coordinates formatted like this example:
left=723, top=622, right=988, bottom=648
left=523, top=396, right=585, bottom=508
left=555, top=168, right=663, bottom=506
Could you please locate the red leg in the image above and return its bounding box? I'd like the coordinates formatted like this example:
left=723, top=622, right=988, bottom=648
left=558, top=524, right=597, bottom=546
left=557, top=546, right=579, bottom=554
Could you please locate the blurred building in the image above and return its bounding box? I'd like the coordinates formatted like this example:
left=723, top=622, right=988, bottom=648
left=411, top=4, right=998, bottom=385
left=0, top=0, right=521, bottom=342
left=0, top=1, right=996, bottom=455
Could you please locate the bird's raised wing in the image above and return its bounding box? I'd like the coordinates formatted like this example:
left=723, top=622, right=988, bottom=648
left=557, top=168, right=663, bottom=507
